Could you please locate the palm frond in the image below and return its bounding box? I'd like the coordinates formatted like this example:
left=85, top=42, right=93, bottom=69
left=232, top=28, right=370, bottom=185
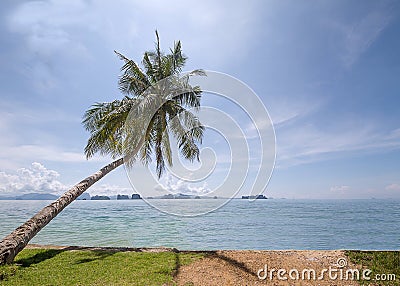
left=83, top=31, right=205, bottom=178
left=115, top=50, right=150, bottom=95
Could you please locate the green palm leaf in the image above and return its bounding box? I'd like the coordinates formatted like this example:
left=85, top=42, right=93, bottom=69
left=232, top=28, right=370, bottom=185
left=83, top=30, right=205, bottom=177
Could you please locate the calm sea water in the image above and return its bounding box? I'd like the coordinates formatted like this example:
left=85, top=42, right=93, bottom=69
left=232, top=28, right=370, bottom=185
left=0, top=199, right=399, bottom=250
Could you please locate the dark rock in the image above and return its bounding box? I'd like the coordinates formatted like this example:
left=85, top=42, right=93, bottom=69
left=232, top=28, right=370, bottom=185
left=131, top=194, right=141, bottom=199
left=117, top=195, right=129, bottom=200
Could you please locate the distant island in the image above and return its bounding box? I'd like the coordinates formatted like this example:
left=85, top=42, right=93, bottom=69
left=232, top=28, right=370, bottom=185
left=241, top=195, right=268, bottom=199
left=116, top=195, right=129, bottom=200
left=0, top=192, right=91, bottom=201
left=18, top=193, right=59, bottom=200
left=85, top=193, right=219, bottom=200
left=92, top=194, right=142, bottom=200
left=91, top=195, right=110, bottom=200
left=0, top=193, right=59, bottom=200
left=0, top=192, right=143, bottom=201
left=149, top=193, right=219, bottom=199
left=0, top=192, right=227, bottom=200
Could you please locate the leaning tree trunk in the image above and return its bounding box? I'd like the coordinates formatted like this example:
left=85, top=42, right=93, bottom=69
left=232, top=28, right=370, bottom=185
left=0, top=158, right=124, bottom=265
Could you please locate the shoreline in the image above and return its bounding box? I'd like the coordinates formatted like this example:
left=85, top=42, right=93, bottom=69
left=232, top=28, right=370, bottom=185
left=25, top=243, right=180, bottom=252
left=26, top=243, right=398, bottom=252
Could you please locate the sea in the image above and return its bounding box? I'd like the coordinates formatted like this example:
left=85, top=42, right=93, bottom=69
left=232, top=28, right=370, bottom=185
left=0, top=199, right=399, bottom=250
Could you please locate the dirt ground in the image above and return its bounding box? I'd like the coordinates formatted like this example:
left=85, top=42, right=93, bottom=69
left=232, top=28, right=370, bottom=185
left=175, top=250, right=363, bottom=286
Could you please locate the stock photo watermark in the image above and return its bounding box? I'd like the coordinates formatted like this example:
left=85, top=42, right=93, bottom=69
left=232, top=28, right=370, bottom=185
left=257, top=257, right=396, bottom=283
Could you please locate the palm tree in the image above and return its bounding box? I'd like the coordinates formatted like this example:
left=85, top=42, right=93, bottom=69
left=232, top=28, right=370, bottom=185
left=0, top=31, right=204, bottom=264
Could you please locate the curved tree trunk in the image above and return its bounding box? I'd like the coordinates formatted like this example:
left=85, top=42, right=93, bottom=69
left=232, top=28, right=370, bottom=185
left=0, top=158, right=124, bottom=265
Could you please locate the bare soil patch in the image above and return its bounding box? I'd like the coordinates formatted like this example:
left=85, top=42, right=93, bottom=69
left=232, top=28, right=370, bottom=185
left=175, top=250, right=361, bottom=286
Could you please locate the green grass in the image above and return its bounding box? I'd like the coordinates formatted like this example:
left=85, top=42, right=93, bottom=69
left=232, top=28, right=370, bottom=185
left=0, top=248, right=203, bottom=286
left=346, top=250, right=400, bottom=285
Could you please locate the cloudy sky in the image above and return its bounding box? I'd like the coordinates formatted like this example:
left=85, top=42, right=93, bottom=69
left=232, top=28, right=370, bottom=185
left=0, top=0, right=399, bottom=199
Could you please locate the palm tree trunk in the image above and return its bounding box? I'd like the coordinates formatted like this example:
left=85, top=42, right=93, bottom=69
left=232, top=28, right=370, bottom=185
left=0, top=158, right=124, bottom=265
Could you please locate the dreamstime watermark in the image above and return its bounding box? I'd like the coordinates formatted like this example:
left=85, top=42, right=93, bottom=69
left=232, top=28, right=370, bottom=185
left=257, top=257, right=396, bottom=282
left=123, top=70, right=276, bottom=216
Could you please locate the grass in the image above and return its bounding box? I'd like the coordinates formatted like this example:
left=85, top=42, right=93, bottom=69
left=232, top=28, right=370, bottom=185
left=346, top=250, right=400, bottom=285
left=0, top=248, right=204, bottom=286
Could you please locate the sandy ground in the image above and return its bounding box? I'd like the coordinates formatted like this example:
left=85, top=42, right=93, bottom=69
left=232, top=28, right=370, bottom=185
left=175, top=250, right=362, bottom=286
left=27, top=245, right=363, bottom=286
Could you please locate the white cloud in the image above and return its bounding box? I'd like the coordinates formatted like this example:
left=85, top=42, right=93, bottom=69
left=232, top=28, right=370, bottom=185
left=7, top=0, right=261, bottom=69
left=385, top=183, right=400, bottom=191
left=89, top=183, right=132, bottom=196
left=0, top=103, right=110, bottom=169
left=0, top=162, right=68, bottom=195
left=330, top=185, right=350, bottom=192
left=276, top=122, right=400, bottom=168
left=8, top=0, right=92, bottom=59
left=155, top=173, right=210, bottom=196
left=0, top=144, right=110, bottom=171
left=387, top=128, right=400, bottom=140
left=265, top=94, right=324, bottom=128
left=3, top=145, right=86, bottom=162
left=329, top=5, right=392, bottom=68
left=0, top=162, right=131, bottom=197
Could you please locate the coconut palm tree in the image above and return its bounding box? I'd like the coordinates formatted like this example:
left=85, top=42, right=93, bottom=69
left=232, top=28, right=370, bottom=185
left=0, top=31, right=204, bottom=264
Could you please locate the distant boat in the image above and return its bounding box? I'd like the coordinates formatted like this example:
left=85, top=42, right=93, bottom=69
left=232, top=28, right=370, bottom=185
left=241, top=195, right=268, bottom=199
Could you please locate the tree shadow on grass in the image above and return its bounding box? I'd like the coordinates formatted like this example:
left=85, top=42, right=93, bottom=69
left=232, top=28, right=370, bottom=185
left=15, top=249, right=64, bottom=267
left=63, top=246, right=140, bottom=264
left=73, top=250, right=117, bottom=264
left=15, top=246, right=131, bottom=267
left=172, top=250, right=181, bottom=278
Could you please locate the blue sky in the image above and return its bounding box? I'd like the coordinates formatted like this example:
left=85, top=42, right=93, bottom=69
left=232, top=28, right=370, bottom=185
left=0, top=0, right=399, bottom=199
